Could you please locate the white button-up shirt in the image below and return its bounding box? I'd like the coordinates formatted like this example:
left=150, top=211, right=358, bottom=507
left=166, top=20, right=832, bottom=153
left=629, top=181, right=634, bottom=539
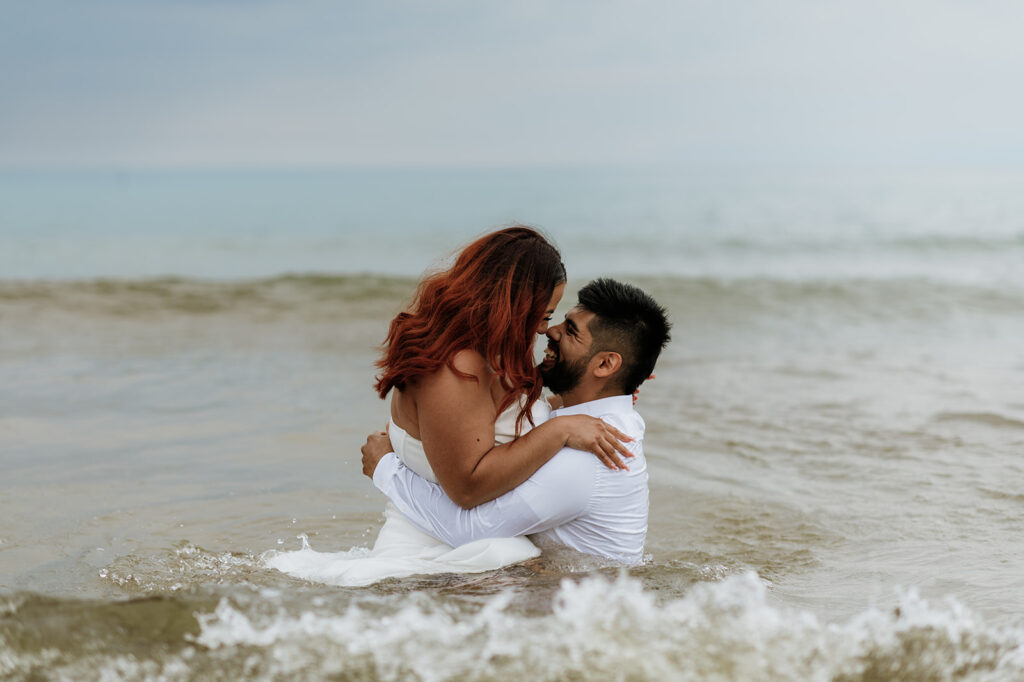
left=372, top=395, right=649, bottom=564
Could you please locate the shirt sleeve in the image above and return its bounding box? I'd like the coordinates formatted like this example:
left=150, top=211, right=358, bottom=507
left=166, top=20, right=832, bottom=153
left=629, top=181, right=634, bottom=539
left=372, top=450, right=595, bottom=547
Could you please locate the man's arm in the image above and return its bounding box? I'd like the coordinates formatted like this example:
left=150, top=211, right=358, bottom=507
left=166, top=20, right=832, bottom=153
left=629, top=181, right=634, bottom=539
left=370, top=449, right=595, bottom=547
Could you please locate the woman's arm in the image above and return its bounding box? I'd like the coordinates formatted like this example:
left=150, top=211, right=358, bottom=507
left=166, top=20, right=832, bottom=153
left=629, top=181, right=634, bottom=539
left=415, top=350, right=632, bottom=509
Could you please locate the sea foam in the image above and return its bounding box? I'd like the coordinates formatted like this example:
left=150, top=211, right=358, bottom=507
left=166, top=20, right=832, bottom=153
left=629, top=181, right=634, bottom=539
left=191, top=572, right=1024, bottom=682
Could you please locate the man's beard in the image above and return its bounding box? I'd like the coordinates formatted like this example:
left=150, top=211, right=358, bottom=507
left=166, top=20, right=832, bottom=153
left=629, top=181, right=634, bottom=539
left=540, top=352, right=588, bottom=395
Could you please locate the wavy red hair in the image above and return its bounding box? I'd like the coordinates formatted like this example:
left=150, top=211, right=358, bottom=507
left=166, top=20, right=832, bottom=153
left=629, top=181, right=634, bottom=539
left=375, top=226, right=566, bottom=433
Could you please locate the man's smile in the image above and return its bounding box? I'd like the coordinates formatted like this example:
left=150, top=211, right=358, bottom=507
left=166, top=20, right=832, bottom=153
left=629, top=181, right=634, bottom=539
left=541, top=341, right=559, bottom=368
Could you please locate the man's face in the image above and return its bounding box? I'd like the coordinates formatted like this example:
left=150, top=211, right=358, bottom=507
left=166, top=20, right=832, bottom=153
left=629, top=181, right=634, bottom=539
left=539, top=307, right=597, bottom=394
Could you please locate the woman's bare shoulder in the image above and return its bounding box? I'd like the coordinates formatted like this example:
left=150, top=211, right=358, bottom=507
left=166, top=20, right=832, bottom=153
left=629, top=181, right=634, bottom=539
left=449, top=348, right=489, bottom=378
left=414, top=349, right=491, bottom=396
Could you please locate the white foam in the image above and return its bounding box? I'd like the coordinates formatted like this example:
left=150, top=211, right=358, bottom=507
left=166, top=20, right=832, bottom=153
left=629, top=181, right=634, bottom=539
left=194, top=571, right=1024, bottom=681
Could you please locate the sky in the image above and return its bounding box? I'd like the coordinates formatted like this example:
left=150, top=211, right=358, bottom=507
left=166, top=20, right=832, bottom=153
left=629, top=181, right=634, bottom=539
left=3, top=0, right=1024, bottom=169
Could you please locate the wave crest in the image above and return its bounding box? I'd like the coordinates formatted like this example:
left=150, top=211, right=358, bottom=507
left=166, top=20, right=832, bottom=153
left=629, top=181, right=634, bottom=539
left=192, top=572, right=1024, bottom=682
left=4, top=275, right=1023, bottom=323
left=0, top=274, right=415, bottom=317
left=3, top=573, right=1022, bottom=680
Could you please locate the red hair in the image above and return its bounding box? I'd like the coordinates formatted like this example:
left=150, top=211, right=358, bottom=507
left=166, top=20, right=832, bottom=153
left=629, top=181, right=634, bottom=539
left=375, top=226, right=566, bottom=433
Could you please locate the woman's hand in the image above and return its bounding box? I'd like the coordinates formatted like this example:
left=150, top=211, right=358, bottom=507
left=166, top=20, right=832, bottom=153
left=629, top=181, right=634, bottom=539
left=556, top=414, right=634, bottom=471
left=632, top=373, right=655, bottom=406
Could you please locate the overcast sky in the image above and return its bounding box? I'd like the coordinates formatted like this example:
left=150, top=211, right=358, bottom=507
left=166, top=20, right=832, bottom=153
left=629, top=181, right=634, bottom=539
left=3, top=0, right=1023, bottom=169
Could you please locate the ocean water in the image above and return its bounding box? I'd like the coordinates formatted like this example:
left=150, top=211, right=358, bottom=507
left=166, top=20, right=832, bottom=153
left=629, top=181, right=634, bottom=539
left=2, top=167, right=1024, bottom=680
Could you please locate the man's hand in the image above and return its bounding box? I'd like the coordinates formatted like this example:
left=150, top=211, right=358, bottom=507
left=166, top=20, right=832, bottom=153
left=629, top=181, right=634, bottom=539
left=361, top=430, right=394, bottom=478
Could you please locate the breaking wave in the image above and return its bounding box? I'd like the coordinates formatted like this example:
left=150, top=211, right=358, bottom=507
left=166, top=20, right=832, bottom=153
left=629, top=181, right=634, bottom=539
left=3, top=274, right=1023, bottom=323
left=5, top=572, right=1020, bottom=681
left=0, top=274, right=415, bottom=317
left=190, top=572, right=1024, bottom=681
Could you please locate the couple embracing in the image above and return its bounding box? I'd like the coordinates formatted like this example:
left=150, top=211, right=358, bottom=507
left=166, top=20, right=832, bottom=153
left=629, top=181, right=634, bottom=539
left=360, top=226, right=671, bottom=577
left=270, top=226, right=670, bottom=585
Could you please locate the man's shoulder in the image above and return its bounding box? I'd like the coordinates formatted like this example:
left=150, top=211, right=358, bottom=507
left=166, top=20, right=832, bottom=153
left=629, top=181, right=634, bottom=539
left=542, top=446, right=597, bottom=475
left=599, top=408, right=646, bottom=440
left=535, top=399, right=645, bottom=484
left=551, top=397, right=645, bottom=435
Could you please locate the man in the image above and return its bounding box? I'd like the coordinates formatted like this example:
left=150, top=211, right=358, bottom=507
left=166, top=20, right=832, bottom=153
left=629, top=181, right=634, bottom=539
left=360, top=278, right=671, bottom=564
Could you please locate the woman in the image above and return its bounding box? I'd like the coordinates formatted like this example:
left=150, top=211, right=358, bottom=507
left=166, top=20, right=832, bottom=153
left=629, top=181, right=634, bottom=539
left=376, top=225, right=632, bottom=507
left=267, top=227, right=631, bottom=585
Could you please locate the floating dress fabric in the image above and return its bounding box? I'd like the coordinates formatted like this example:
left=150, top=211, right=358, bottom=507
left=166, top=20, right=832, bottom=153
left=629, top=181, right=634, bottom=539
left=266, top=399, right=550, bottom=587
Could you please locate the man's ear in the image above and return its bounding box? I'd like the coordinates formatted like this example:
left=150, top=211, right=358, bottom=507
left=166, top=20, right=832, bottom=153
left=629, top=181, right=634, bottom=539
left=591, top=351, right=622, bottom=379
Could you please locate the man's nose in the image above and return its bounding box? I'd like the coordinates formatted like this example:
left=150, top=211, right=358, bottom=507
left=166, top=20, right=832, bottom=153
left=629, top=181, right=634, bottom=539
left=546, top=322, right=563, bottom=341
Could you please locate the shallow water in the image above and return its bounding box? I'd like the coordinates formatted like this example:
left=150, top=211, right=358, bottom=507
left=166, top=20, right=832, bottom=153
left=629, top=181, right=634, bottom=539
left=2, top=168, right=1024, bottom=679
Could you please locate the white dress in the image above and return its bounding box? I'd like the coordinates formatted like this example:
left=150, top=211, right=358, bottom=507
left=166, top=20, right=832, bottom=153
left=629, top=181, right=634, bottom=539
left=265, top=399, right=549, bottom=587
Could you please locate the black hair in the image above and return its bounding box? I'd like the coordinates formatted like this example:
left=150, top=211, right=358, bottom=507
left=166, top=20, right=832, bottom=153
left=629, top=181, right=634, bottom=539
left=576, top=278, right=672, bottom=395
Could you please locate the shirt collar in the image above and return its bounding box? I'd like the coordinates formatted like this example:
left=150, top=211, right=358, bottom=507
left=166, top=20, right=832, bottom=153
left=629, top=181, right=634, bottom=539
left=550, top=394, right=634, bottom=418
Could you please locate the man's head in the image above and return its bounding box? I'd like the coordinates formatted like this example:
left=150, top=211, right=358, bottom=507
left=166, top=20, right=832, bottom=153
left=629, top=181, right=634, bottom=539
left=540, top=278, right=671, bottom=405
